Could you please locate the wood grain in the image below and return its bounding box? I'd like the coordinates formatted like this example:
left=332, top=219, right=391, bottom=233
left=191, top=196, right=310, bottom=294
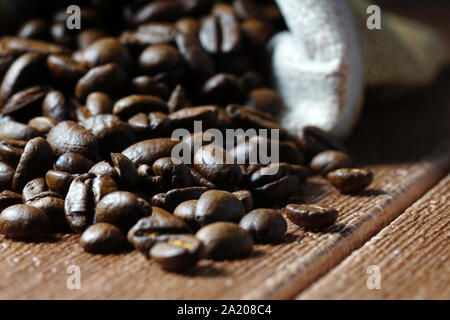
left=298, top=173, right=450, bottom=300
left=0, top=73, right=449, bottom=299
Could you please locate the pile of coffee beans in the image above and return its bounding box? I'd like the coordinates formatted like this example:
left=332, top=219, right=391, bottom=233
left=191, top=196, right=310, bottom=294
left=0, top=0, right=373, bottom=272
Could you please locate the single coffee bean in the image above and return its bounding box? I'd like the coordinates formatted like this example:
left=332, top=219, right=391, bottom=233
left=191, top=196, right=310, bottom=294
left=45, top=170, right=75, bottom=197
left=85, top=92, right=113, bottom=116
left=127, top=212, right=191, bottom=255
left=152, top=157, right=192, bottom=188
left=53, top=152, right=94, bottom=174
left=81, top=37, right=130, bottom=69
left=88, top=174, right=118, bottom=204
left=195, top=190, right=246, bottom=226
left=1, top=85, right=49, bottom=122
left=50, top=22, right=73, bottom=46
left=284, top=204, right=339, bottom=228
left=310, top=150, right=353, bottom=175
left=27, top=195, right=69, bottom=232
left=128, top=112, right=170, bottom=139
left=122, top=138, right=179, bottom=166
left=22, top=178, right=47, bottom=202
left=173, top=200, right=199, bottom=230
left=28, top=116, right=58, bottom=134
left=113, top=94, right=168, bottom=119
left=232, top=190, right=253, bottom=212
left=0, top=120, right=40, bottom=141
left=120, top=22, right=178, bottom=47
left=149, top=234, right=203, bottom=271
left=46, top=54, right=88, bottom=84
left=196, top=222, right=253, bottom=260
left=199, top=11, right=241, bottom=54
left=109, top=153, right=139, bottom=189
left=0, top=139, right=25, bottom=166
left=17, top=18, right=48, bottom=40
left=201, top=73, right=245, bottom=104
left=167, top=84, right=187, bottom=112
left=0, top=161, right=14, bottom=190
left=47, top=121, right=99, bottom=159
left=0, top=190, right=23, bottom=212
left=153, top=186, right=209, bottom=212
left=64, top=174, right=95, bottom=233
left=132, top=1, right=184, bottom=25
left=77, top=29, right=107, bottom=49
left=95, top=191, right=151, bottom=231
left=89, top=161, right=119, bottom=180
left=131, top=76, right=171, bottom=98
left=0, top=204, right=49, bottom=238
left=246, top=88, right=283, bottom=116
left=80, top=223, right=125, bottom=253
left=168, top=106, right=218, bottom=131
left=327, top=168, right=373, bottom=193
left=42, top=90, right=72, bottom=122
left=139, top=44, right=181, bottom=74
left=239, top=208, right=287, bottom=243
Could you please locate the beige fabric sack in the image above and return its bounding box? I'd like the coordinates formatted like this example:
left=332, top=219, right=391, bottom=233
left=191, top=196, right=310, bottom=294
left=270, top=0, right=450, bottom=138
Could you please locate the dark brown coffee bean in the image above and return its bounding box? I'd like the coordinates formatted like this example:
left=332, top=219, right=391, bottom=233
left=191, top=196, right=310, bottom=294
left=0, top=161, right=14, bottom=190
left=241, top=19, right=273, bottom=48
left=239, top=208, right=287, bottom=243
left=199, top=11, right=241, bottom=54
left=167, top=84, right=187, bottom=112
left=120, top=23, right=178, bottom=46
left=232, top=190, right=253, bottom=212
left=310, top=151, right=353, bottom=175
left=284, top=204, right=339, bottom=228
left=85, top=92, right=113, bottom=116
left=175, top=17, right=200, bottom=35
left=88, top=161, right=119, bottom=180
left=22, top=178, right=47, bottom=202
left=17, top=18, right=48, bottom=40
left=81, top=114, right=135, bottom=155
left=45, top=170, right=75, bottom=197
left=132, top=1, right=184, bottom=25
left=81, top=37, right=130, bottom=69
left=130, top=76, right=171, bottom=99
left=0, top=36, right=68, bottom=55
left=1, top=85, right=49, bottom=121
left=196, top=222, right=253, bottom=260
left=50, top=23, right=73, bottom=46
left=77, top=29, right=107, bottom=49
left=110, top=153, right=138, bottom=189
left=201, top=73, right=245, bottom=104
left=80, top=223, right=125, bottom=253
left=153, top=186, right=209, bottom=212
left=127, top=211, right=191, bottom=254
left=327, top=168, right=373, bottom=194
left=0, top=138, right=25, bottom=166
left=42, top=90, right=72, bottom=122
left=246, top=88, right=283, bottom=116
left=28, top=116, right=57, bottom=134
left=150, top=234, right=202, bottom=271
left=47, top=121, right=99, bottom=159
left=168, top=106, right=219, bottom=130
left=113, top=95, right=168, bottom=119
left=139, top=44, right=181, bottom=74
left=152, top=157, right=192, bottom=188
left=54, top=152, right=94, bottom=174
left=64, top=174, right=95, bottom=233
left=88, top=174, right=118, bottom=204
left=0, top=190, right=23, bottom=212
left=28, top=195, right=69, bottom=232
left=175, top=32, right=214, bottom=80
left=95, top=191, right=151, bottom=231
left=195, top=190, right=245, bottom=226
left=128, top=112, right=170, bottom=139
left=122, top=138, right=179, bottom=166
left=297, top=126, right=347, bottom=157
left=137, top=165, right=169, bottom=193
left=173, top=200, right=199, bottom=230
left=0, top=204, right=49, bottom=238
left=75, top=63, right=127, bottom=102
left=0, top=120, right=40, bottom=142
left=12, top=137, right=54, bottom=192
left=47, top=54, right=88, bottom=84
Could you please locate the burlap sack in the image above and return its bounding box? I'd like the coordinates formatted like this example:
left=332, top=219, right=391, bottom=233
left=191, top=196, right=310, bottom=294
left=271, top=0, right=450, bottom=138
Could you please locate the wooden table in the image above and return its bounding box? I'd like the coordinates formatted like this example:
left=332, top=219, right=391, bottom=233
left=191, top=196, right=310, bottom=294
left=0, top=5, right=449, bottom=301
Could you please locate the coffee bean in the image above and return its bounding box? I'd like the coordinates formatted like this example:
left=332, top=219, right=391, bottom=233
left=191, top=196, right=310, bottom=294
left=81, top=37, right=130, bottom=69
left=173, top=200, right=199, bottom=230
left=327, top=168, right=373, bottom=193
left=0, top=161, right=14, bottom=190
left=128, top=112, right=170, bottom=139
left=199, top=11, right=241, bottom=54
left=175, top=17, right=200, bottom=35
left=22, top=178, right=47, bottom=202
left=28, top=116, right=58, bottom=134
left=239, top=70, right=263, bottom=92
left=169, top=106, right=218, bottom=131
left=284, top=204, right=339, bottom=228
left=241, top=19, right=273, bottom=49
left=47, top=54, right=88, bottom=84
left=196, top=222, right=253, bottom=260
left=0, top=120, right=40, bottom=142
left=195, top=190, right=245, bottom=226
left=139, top=44, right=181, bottom=74
left=17, top=18, right=48, bottom=40
left=95, top=191, right=151, bottom=231
left=77, top=29, right=107, bottom=49
left=233, top=0, right=261, bottom=20
left=80, top=223, right=125, bottom=253
left=122, top=138, right=179, bottom=166
left=297, top=126, right=347, bottom=157
left=201, top=73, right=245, bottom=104
left=42, top=90, right=72, bottom=122
left=47, top=121, right=99, bottom=159
left=167, top=84, right=187, bottom=112
left=1, top=85, right=49, bottom=121
left=132, top=1, right=183, bottom=25
left=246, top=88, right=283, bottom=116
left=150, top=234, right=202, bottom=271
left=310, top=151, right=353, bottom=175
left=152, top=157, right=192, bottom=188
left=0, top=190, right=23, bottom=212
left=0, top=139, right=25, bottom=166
left=0, top=204, right=49, bottom=238
left=239, top=208, right=287, bottom=243
left=127, top=211, right=191, bottom=254
left=120, top=23, right=178, bottom=47
left=28, top=195, right=69, bottom=232
left=232, top=190, right=253, bottom=212
left=153, top=186, right=209, bottom=212
left=113, top=94, right=168, bottom=119
left=0, top=36, right=68, bottom=55
left=89, top=174, right=118, bottom=204
left=131, top=76, right=171, bottom=98
left=64, top=174, right=95, bottom=232
left=85, top=92, right=113, bottom=116
left=110, top=153, right=138, bottom=189
left=54, top=152, right=94, bottom=174
left=45, top=170, right=75, bottom=197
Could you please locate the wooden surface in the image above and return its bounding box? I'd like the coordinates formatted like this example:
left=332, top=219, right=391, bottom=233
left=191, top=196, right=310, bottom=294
left=298, top=173, right=450, bottom=300
left=0, top=70, right=448, bottom=299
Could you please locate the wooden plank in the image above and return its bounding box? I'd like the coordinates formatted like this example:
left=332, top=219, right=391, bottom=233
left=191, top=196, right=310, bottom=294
left=298, top=173, right=450, bottom=300
left=0, top=73, right=449, bottom=300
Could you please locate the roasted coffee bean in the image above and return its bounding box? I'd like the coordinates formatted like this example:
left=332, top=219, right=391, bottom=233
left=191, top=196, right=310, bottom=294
left=64, top=174, right=95, bottom=232
left=201, top=73, right=245, bottom=104
left=42, top=90, right=72, bottom=122
left=17, top=18, right=48, bottom=40
left=152, top=157, right=192, bottom=188
left=232, top=190, right=253, bottom=212
left=89, top=161, right=119, bottom=180
left=46, top=54, right=88, bottom=84
left=77, top=29, right=107, bottom=49
left=239, top=208, right=287, bottom=243
left=241, top=19, right=273, bottom=49
left=150, top=234, right=202, bottom=271
left=28, top=116, right=58, bottom=134
left=327, top=168, right=373, bottom=194
left=109, top=153, right=138, bottom=189
left=45, top=170, right=75, bottom=197
left=195, top=190, right=245, bottom=226
left=22, top=178, right=47, bottom=202
left=128, top=112, right=170, bottom=139
left=50, top=23, right=73, bottom=46
left=152, top=186, right=209, bottom=212
left=12, top=137, right=54, bottom=192
left=127, top=211, right=191, bottom=254
left=132, top=1, right=183, bottom=25
left=167, top=84, right=187, bottom=112
left=139, top=44, right=181, bottom=74
left=122, top=138, right=179, bottom=166
left=95, top=191, right=151, bottom=231
left=168, top=106, right=219, bottom=131
left=0, top=36, right=68, bottom=55
left=130, top=76, right=171, bottom=98
left=113, top=95, right=168, bottom=119
left=1, top=85, right=49, bottom=121
left=85, top=92, right=113, bottom=116
left=246, top=88, right=283, bottom=116
left=137, top=165, right=169, bottom=193
left=175, top=17, right=200, bottom=35
left=120, top=22, right=178, bottom=47
left=310, top=151, right=353, bottom=175
left=284, top=204, right=339, bottom=229
left=47, top=121, right=99, bottom=159
left=199, top=11, right=241, bottom=54
left=0, top=139, right=25, bottom=166
left=196, top=222, right=253, bottom=260
left=54, top=152, right=94, bottom=174
left=297, top=126, right=347, bottom=157
left=0, top=204, right=49, bottom=238
left=28, top=195, right=68, bottom=232
left=80, top=223, right=125, bottom=253
left=81, top=114, right=135, bottom=155
left=0, top=190, right=23, bottom=212
left=0, top=120, right=40, bottom=141
left=0, top=161, right=14, bottom=190
left=81, top=37, right=130, bottom=69
left=88, top=174, right=118, bottom=204
left=75, top=63, right=127, bottom=102
left=173, top=200, right=199, bottom=230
